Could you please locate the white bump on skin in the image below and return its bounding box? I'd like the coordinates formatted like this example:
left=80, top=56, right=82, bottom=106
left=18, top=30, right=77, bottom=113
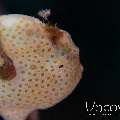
left=0, top=15, right=19, bottom=28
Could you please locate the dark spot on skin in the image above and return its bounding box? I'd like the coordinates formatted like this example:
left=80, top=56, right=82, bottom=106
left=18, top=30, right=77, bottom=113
left=0, top=41, right=16, bottom=80
left=59, top=65, right=64, bottom=68
left=44, top=25, right=64, bottom=45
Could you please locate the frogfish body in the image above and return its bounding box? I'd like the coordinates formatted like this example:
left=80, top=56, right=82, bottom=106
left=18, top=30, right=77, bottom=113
left=0, top=14, right=83, bottom=120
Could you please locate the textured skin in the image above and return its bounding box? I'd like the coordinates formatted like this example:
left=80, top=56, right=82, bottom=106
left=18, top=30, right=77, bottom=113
left=0, top=14, right=83, bottom=120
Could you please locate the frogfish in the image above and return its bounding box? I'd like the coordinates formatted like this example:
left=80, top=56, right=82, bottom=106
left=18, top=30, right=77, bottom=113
left=0, top=14, right=83, bottom=120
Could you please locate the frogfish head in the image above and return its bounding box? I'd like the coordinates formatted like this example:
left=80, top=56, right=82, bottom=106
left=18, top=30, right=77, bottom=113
left=0, top=14, right=83, bottom=120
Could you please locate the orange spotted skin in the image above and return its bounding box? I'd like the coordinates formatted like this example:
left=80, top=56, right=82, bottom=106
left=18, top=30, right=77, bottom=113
left=0, top=14, right=83, bottom=120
